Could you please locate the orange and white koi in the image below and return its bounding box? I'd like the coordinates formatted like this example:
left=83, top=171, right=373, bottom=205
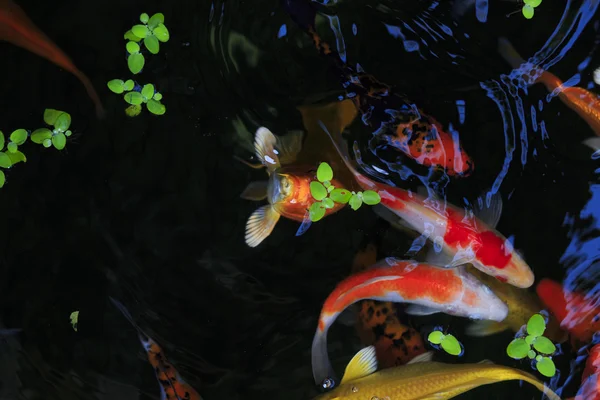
left=311, top=258, right=508, bottom=386
left=573, top=342, right=600, bottom=400
left=109, top=298, right=203, bottom=400
left=240, top=127, right=345, bottom=247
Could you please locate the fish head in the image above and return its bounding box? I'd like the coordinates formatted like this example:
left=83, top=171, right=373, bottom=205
left=458, top=267, right=509, bottom=322
left=268, top=172, right=294, bottom=205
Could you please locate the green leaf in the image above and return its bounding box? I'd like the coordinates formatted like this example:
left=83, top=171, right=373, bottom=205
left=153, top=92, right=163, bottom=101
left=131, top=24, right=149, bottom=38
left=146, top=100, right=165, bottom=115
left=322, top=198, right=335, bottom=209
left=310, top=181, right=327, bottom=201
left=309, top=202, right=326, bottom=222
left=43, top=109, right=63, bottom=125
left=65, top=130, right=72, bottom=137
left=524, top=0, right=542, bottom=6
left=124, top=92, right=144, bottom=105
left=42, top=138, right=52, bottom=148
left=525, top=335, right=535, bottom=345
left=349, top=193, right=363, bottom=210
left=536, top=357, right=556, bottom=377
left=140, top=13, right=149, bottom=23
left=0, top=152, right=12, bottom=168
left=506, top=338, right=530, bottom=359
left=124, top=30, right=142, bottom=42
left=107, top=79, right=125, bottom=94
left=144, top=35, right=160, bottom=54
left=148, top=13, right=165, bottom=30
left=54, top=112, right=71, bottom=132
left=323, top=181, right=331, bottom=188
left=317, top=162, right=333, bottom=182
left=533, top=336, right=556, bottom=354
left=152, top=23, right=170, bottom=42
left=0, top=170, right=4, bottom=188
left=128, top=53, right=145, bottom=74
left=0, top=130, right=4, bottom=151
left=141, top=84, right=155, bottom=100
left=7, top=150, right=26, bottom=165
left=125, top=104, right=142, bottom=117
left=126, top=41, right=140, bottom=54
left=428, top=330, right=445, bottom=345
left=70, top=311, right=79, bottom=332
left=527, top=314, right=546, bottom=337
left=52, top=132, right=66, bottom=150
left=124, top=80, right=135, bottom=91
left=31, top=128, right=52, bottom=144
left=362, top=190, right=381, bottom=205
left=440, top=334, right=462, bottom=356
left=7, top=143, right=17, bottom=153
left=528, top=349, right=536, bottom=359
left=522, top=4, right=534, bottom=19
left=9, top=129, right=28, bottom=145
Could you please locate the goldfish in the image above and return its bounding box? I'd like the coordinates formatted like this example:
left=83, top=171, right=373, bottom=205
left=311, top=257, right=508, bottom=386
left=315, top=345, right=561, bottom=399
left=536, top=278, right=600, bottom=344
left=110, top=297, right=203, bottom=400
left=498, top=37, right=600, bottom=150
left=0, top=0, right=105, bottom=118
left=573, top=342, right=600, bottom=400
left=240, top=126, right=346, bottom=247
left=465, top=266, right=567, bottom=343
left=281, top=0, right=474, bottom=177
left=321, top=121, right=535, bottom=289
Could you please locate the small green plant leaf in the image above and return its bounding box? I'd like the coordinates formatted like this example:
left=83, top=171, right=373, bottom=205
left=70, top=311, right=79, bottom=332
left=440, top=334, right=462, bottom=356
left=124, top=30, right=142, bottom=42
left=536, top=354, right=543, bottom=362
left=327, top=185, right=335, bottom=193
left=10, top=129, right=28, bottom=145
left=0, top=170, right=4, bottom=188
left=153, top=92, right=163, bottom=101
left=323, top=180, right=331, bottom=188
left=126, top=41, right=140, bottom=54
left=317, top=162, right=333, bottom=182
left=107, top=79, right=125, bottom=94
left=536, top=357, right=556, bottom=377
left=527, top=314, right=546, bottom=337
left=43, top=109, right=63, bottom=125
left=322, top=198, right=335, bottom=209
left=132, top=24, right=149, bottom=38
left=0, top=130, right=4, bottom=151
left=525, top=335, right=535, bottom=345
left=524, top=0, right=542, bottom=7
left=125, top=104, right=143, bottom=117
left=31, top=128, right=52, bottom=144
left=349, top=193, right=363, bottom=210
left=42, top=138, right=52, bottom=148
left=54, top=113, right=71, bottom=132
left=141, top=84, right=155, bottom=100
left=152, top=23, right=170, bottom=42
left=65, top=130, right=72, bottom=137
left=7, top=150, right=26, bottom=165
left=522, top=4, right=534, bottom=19
left=309, top=202, right=326, bottom=222
left=52, top=132, right=66, bottom=150
left=140, top=13, right=149, bottom=23
left=144, top=35, right=160, bottom=54
left=428, top=330, right=445, bottom=345
left=124, top=80, right=135, bottom=91
left=362, top=190, right=381, bottom=205
left=124, top=92, right=144, bottom=105
left=6, top=143, right=17, bottom=153
left=148, top=13, right=165, bottom=29
left=128, top=53, right=145, bottom=74
left=532, top=336, right=556, bottom=354
left=506, top=338, right=530, bottom=359
left=310, top=181, right=327, bottom=201
left=528, top=349, right=536, bottom=359
left=146, top=99, right=166, bottom=115
left=0, top=152, right=12, bottom=168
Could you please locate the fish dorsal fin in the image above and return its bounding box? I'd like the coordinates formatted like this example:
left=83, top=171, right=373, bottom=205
left=340, top=346, right=378, bottom=384
left=254, top=127, right=282, bottom=172
left=405, top=304, right=440, bottom=316
left=276, top=130, right=304, bottom=165
left=245, top=205, right=281, bottom=247
left=473, top=191, right=503, bottom=229
left=407, top=351, right=434, bottom=364
left=240, top=181, right=269, bottom=201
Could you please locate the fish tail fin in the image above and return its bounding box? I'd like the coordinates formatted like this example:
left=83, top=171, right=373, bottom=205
left=311, top=327, right=336, bottom=387
left=465, top=320, right=509, bottom=337
left=245, top=205, right=281, bottom=247
left=497, top=37, right=526, bottom=70
left=108, top=297, right=150, bottom=342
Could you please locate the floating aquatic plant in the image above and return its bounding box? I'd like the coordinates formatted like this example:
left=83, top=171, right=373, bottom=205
left=70, top=311, right=79, bottom=332
left=308, top=162, right=381, bottom=222
left=427, top=328, right=464, bottom=356
left=107, top=80, right=165, bottom=116
left=506, top=313, right=557, bottom=377
left=522, top=0, right=542, bottom=19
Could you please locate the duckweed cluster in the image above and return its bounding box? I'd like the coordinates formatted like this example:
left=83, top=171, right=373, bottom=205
left=428, top=329, right=464, bottom=356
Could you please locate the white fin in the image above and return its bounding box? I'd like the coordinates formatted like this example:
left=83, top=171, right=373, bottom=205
left=425, top=247, right=473, bottom=268
left=583, top=137, right=600, bottom=152
left=473, top=191, right=503, bottom=229
left=405, top=304, right=440, bottom=316
left=465, top=320, right=509, bottom=337
left=372, top=204, right=418, bottom=234
left=254, top=127, right=282, bottom=172
left=295, top=211, right=312, bottom=236
left=498, top=37, right=526, bottom=70
left=276, top=130, right=304, bottom=165
left=407, top=351, right=434, bottom=364
left=245, top=205, right=281, bottom=247
left=340, top=346, right=378, bottom=384
left=240, top=181, right=269, bottom=201
left=337, top=306, right=358, bottom=327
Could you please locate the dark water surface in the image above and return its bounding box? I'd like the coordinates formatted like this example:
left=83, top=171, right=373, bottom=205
left=0, top=0, right=599, bottom=399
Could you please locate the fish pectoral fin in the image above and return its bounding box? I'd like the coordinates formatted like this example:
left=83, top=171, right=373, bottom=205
left=240, top=181, right=269, bottom=201
left=407, top=351, right=434, bottom=364
left=336, top=306, right=358, bottom=327
left=276, top=130, right=305, bottom=165
left=340, top=346, right=378, bottom=385
left=254, top=127, right=282, bottom=172
left=424, top=247, right=473, bottom=269
left=465, top=320, right=509, bottom=337
left=405, top=304, right=440, bottom=316
left=583, top=136, right=600, bottom=152
left=295, top=211, right=312, bottom=236
left=245, top=205, right=281, bottom=247
left=372, top=204, right=418, bottom=236
left=473, top=190, right=503, bottom=229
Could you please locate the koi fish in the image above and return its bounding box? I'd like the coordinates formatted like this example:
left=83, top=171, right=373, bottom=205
left=311, top=257, right=508, bottom=386
left=498, top=37, right=600, bottom=150
left=240, top=127, right=345, bottom=247
left=536, top=278, right=600, bottom=344
left=281, top=0, right=474, bottom=177
left=321, top=120, right=535, bottom=289
left=0, top=0, right=105, bottom=118
left=109, top=297, right=203, bottom=400
left=573, top=342, right=600, bottom=400
left=465, top=266, right=567, bottom=343
left=315, top=345, right=561, bottom=400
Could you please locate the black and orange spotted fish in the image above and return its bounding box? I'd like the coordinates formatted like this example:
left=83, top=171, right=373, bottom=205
left=110, top=298, right=203, bottom=400
left=351, top=242, right=428, bottom=369
left=281, top=0, right=474, bottom=177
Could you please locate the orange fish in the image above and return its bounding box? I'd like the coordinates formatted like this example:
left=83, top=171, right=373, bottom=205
left=351, top=242, right=427, bottom=370
left=0, top=0, right=105, bottom=118
left=536, top=278, right=600, bottom=344
left=240, top=127, right=345, bottom=247
left=110, top=297, right=203, bottom=400
left=574, top=342, right=600, bottom=400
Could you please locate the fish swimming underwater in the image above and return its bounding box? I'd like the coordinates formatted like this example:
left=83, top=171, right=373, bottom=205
left=240, top=127, right=346, bottom=247
left=281, top=0, right=474, bottom=177
left=311, top=257, right=508, bottom=386
left=314, top=345, right=561, bottom=399
left=572, top=342, right=600, bottom=400
left=0, top=0, right=105, bottom=118
left=109, top=298, right=203, bottom=400
left=321, top=121, right=535, bottom=289
left=465, top=266, right=567, bottom=343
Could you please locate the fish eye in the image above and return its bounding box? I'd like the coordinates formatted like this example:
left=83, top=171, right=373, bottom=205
left=321, top=377, right=336, bottom=391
